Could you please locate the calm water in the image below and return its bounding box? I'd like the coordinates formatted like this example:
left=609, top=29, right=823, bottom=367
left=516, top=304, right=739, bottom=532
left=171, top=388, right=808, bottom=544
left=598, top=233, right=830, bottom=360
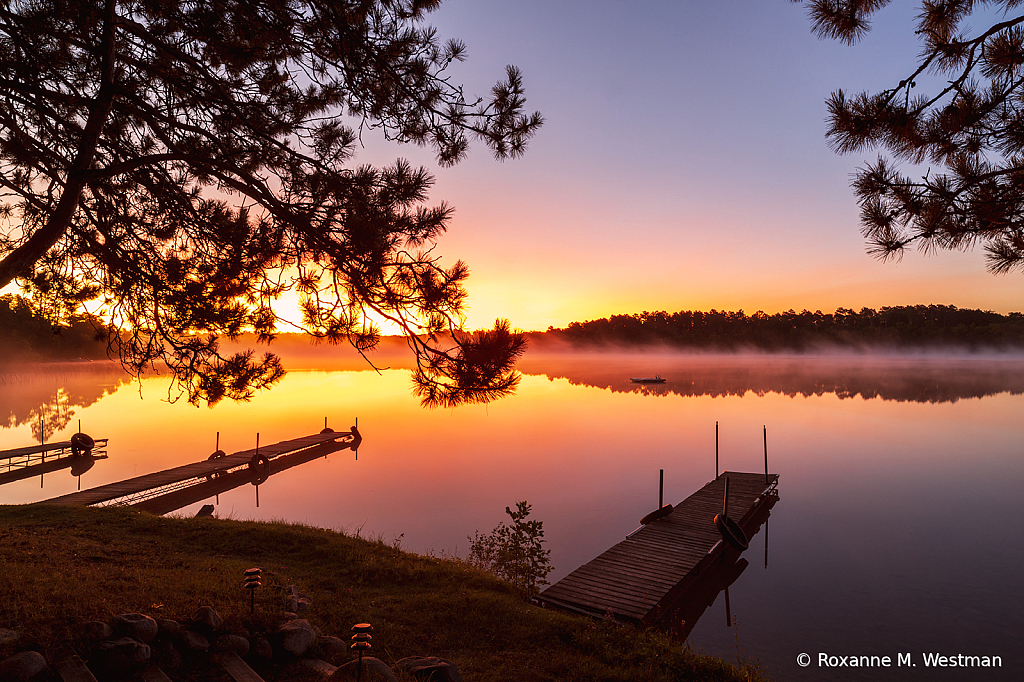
left=2, top=349, right=1022, bottom=680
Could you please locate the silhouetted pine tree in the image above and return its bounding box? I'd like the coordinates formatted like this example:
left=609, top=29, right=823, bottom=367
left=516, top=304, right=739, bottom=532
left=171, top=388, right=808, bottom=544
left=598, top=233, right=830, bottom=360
left=796, top=0, right=1024, bottom=274
left=0, top=0, right=539, bottom=405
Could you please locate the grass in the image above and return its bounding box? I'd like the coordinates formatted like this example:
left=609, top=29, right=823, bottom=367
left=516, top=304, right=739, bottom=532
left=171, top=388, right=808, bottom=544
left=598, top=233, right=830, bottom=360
left=0, top=504, right=770, bottom=681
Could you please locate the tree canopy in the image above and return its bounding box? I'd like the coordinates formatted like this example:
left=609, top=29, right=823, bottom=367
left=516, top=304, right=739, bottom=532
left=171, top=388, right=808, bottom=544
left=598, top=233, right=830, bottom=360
left=0, top=293, right=110, bottom=361
left=797, top=0, right=1024, bottom=274
left=0, top=0, right=539, bottom=406
left=544, top=305, right=1024, bottom=349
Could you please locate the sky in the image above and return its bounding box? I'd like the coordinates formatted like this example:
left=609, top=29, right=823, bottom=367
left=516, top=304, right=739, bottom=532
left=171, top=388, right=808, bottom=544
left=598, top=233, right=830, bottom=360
left=334, top=0, right=1023, bottom=331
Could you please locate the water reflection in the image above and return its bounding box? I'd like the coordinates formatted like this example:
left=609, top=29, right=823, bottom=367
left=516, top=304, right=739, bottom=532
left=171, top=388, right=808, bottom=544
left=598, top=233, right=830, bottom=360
left=0, top=355, right=1019, bottom=680
left=0, top=362, right=131, bottom=441
left=129, top=431, right=361, bottom=515
left=651, top=494, right=776, bottom=641
left=518, top=351, right=1024, bottom=403
left=0, top=447, right=109, bottom=487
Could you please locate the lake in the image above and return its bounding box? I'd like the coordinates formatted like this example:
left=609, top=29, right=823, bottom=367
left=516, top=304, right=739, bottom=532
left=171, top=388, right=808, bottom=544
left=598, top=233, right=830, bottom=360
left=2, top=347, right=1022, bottom=680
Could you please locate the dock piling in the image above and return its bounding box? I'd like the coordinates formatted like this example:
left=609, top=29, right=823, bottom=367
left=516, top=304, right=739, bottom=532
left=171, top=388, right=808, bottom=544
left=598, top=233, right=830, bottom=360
left=763, top=426, right=768, bottom=484
left=659, top=469, right=664, bottom=509
left=254, top=433, right=260, bottom=508
left=715, top=421, right=719, bottom=479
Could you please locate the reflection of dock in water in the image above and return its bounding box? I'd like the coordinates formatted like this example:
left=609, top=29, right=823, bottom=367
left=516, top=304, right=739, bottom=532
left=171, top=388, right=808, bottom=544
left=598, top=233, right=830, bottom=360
left=651, top=491, right=775, bottom=639
left=41, top=428, right=360, bottom=514
left=539, top=472, right=778, bottom=626
left=0, top=439, right=109, bottom=486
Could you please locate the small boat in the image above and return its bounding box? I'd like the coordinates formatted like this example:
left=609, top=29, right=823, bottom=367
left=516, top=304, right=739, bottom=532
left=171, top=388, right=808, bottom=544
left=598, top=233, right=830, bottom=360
left=629, top=374, right=666, bottom=384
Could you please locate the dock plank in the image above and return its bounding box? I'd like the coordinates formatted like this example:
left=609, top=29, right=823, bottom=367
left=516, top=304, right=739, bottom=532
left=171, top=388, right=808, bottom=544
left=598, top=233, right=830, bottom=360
left=539, top=471, right=777, bottom=624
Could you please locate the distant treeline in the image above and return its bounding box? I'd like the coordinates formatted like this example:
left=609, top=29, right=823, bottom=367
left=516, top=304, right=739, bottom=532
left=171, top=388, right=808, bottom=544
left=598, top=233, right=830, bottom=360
left=542, top=306, right=1024, bottom=349
left=0, top=294, right=110, bottom=362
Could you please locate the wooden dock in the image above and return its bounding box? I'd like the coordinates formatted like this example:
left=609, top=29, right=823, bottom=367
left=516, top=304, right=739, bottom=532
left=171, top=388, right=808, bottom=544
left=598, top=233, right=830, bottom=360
left=42, top=429, right=359, bottom=508
left=1, top=440, right=106, bottom=460
left=130, top=433, right=358, bottom=515
left=1, top=439, right=110, bottom=486
left=0, top=451, right=109, bottom=486
left=538, top=471, right=778, bottom=625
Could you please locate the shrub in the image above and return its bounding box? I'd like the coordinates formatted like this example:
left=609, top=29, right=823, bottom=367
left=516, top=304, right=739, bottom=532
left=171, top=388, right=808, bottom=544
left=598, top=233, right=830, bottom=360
left=468, top=501, right=553, bottom=596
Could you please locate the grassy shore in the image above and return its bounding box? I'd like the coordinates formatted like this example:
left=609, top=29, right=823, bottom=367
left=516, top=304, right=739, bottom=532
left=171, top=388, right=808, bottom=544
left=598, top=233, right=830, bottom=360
left=0, top=505, right=769, bottom=681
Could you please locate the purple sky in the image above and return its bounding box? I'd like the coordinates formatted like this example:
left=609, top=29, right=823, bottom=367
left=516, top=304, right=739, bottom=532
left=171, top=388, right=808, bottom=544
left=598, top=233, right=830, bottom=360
left=342, top=0, right=1021, bottom=330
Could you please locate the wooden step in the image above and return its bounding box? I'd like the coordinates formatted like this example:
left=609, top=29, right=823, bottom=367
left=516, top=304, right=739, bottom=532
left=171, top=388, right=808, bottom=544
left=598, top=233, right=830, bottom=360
left=141, top=666, right=174, bottom=682
left=53, top=655, right=98, bottom=682
left=213, top=651, right=267, bottom=682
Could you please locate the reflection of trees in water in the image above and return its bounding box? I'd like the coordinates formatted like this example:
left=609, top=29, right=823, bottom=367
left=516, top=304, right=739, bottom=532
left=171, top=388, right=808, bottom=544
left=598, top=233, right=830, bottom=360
left=519, top=353, right=1024, bottom=404
left=27, top=388, right=74, bottom=443
left=0, top=364, right=130, bottom=441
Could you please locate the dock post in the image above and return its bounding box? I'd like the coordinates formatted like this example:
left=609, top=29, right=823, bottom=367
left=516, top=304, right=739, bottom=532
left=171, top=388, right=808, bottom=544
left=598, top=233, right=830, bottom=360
left=659, top=469, right=664, bottom=508
left=763, top=426, right=768, bottom=484
left=255, top=433, right=260, bottom=508
left=715, top=421, right=719, bottom=479
left=216, top=432, right=221, bottom=505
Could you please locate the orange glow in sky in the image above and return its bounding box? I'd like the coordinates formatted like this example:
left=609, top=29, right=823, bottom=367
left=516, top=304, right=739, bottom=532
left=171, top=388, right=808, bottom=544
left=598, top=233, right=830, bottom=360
left=4, top=2, right=1021, bottom=335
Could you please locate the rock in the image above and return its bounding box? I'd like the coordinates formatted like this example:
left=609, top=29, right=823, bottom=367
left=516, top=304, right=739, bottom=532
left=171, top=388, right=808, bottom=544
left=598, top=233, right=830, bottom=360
left=215, top=634, right=250, bottom=657
left=192, top=606, right=223, bottom=629
left=394, top=657, right=464, bottom=682
left=156, top=618, right=182, bottom=637
left=94, top=637, right=151, bottom=671
left=249, top=636, right=273, bottom=660
left=0, top=628, right=19, bottom=646
left=277, top=619, right=316, bottom=657
left=286, top=593, right=312, bottom=613
left=81, top=621, right=113, bottom=642
left=300, top=658, right=338, bottom=677
left=0, top=651, right=47, bottom=681
left=157, top=639, right=183, bottom=669
left=180, top=630, right=210, bottom=653
left=329, top=656, right=397, bottom=682
left=114, top=613, right=159, bottom=642
left=317, top=636, right=348, bottom=665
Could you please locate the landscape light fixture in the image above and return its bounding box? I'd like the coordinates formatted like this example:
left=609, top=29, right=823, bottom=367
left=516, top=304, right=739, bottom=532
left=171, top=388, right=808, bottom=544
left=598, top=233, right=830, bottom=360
left=244, top=567, right=262, bottom=614
left=350, top=623, right=373, bottom=682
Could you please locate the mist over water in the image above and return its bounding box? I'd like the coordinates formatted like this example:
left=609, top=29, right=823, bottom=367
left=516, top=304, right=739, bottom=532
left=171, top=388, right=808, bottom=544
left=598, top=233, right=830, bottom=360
left=1, top=348, right=1021, bottom=680
left=518, top=346, right=1024, bottom=403
left=0, top=363, right=131, bottom=442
